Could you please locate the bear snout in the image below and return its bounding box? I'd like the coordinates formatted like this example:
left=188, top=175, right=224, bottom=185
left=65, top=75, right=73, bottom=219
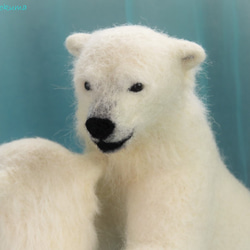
left=85, top=117, right=115, bottom=140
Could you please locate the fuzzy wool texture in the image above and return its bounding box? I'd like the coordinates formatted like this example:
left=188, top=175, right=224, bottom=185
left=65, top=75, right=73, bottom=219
left=66, top=25, right=250, bottom=250
left=0, top=25, right=250, bottom=250
left=0, top=138, right=105, bottom=250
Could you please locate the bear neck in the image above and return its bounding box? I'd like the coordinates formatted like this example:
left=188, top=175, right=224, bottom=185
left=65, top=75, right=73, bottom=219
left=104, top=91, right=224, bottom=186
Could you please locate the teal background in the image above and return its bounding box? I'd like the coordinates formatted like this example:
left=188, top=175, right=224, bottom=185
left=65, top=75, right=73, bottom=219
left=0, top=0, right=249, bottom=186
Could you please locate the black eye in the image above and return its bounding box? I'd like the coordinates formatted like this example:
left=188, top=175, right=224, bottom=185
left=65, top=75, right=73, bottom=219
left=129, top=83, right=144, bottom=92
left=84, top=81, right=91, bottom=91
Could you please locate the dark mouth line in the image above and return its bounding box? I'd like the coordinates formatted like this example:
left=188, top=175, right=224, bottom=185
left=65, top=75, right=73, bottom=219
left=95, top=134, right=133, bottom=153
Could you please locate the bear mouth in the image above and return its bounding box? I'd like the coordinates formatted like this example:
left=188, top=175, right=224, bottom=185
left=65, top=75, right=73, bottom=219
left=94, top=133, right=133, bottom=153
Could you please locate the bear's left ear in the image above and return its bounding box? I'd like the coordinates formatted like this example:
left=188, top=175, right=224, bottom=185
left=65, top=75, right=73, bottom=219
left=175, top=39, right=206, bottom=71
left=65, top=33, right=91, bottom=57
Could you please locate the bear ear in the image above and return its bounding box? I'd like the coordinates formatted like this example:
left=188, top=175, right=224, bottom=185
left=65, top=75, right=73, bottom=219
left=65, top=33, right=91, bottom=57
left=175, top=39, right=206, bottom=71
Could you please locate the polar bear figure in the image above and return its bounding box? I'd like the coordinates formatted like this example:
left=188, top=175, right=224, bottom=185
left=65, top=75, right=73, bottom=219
left=0, top=138, right=104, bottom=250
left=65, top=25, right=250, bottom=250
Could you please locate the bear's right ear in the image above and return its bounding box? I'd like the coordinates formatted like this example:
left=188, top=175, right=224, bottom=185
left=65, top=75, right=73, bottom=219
left=65, top=33, right=91, bottom=57
left=175, top=39, right=206, bottom=71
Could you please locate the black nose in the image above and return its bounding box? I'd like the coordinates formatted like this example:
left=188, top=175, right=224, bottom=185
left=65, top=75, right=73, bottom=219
left=85, top=118, right=115, bottom=140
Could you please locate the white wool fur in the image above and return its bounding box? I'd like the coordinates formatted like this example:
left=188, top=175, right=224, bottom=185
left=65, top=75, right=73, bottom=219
left=67, top=25, right=250, bottom=249
left=0, top=138, right=105, bottom=250
left=0, top=25, right=249, bottom=250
